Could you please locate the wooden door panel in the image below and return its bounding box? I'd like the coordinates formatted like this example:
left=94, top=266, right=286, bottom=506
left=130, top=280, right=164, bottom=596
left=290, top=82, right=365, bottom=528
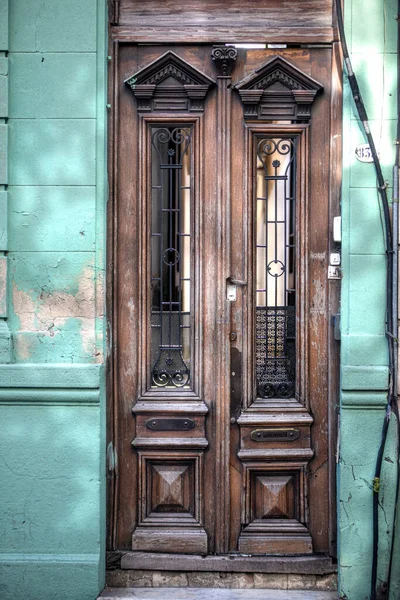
left=228, top=50, right=320, bottom=554
left=113, top=44, right=222, bottom=553
left=306, top=48, right=335, bottom=553
left=110, top=41, right=339, bottom=561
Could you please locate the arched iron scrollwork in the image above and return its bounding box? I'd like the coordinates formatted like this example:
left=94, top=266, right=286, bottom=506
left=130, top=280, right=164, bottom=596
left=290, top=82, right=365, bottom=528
left=151, top=127, right=192, bottom=389
left=151, top=127, right=191, bottom=165
left=255, top=137, right=297, bottom=400
left=257, top=138, right=294, bottom=173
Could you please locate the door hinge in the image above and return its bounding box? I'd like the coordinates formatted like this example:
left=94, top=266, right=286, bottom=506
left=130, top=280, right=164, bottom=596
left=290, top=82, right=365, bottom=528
left=331, top=313, right=341, bottom=340
left=110, top=0, right=120, bottom=25
left=106, top=319, right=112, bottom=360
left=107, top=442, right=118, bottom=476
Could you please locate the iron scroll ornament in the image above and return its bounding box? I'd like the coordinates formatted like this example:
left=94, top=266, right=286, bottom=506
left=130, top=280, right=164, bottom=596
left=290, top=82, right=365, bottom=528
left=151, top=127, right=191, bottom=388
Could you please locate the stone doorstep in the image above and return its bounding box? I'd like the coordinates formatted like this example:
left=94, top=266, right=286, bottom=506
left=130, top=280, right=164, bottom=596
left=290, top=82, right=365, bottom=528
left=99, top=589, right=338, bottom=599
left=106, top=570, right=337, bottom=591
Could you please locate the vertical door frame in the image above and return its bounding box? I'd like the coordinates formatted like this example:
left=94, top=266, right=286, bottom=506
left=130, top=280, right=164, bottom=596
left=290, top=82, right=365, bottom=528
left=106, top=6, right=342, bottom=568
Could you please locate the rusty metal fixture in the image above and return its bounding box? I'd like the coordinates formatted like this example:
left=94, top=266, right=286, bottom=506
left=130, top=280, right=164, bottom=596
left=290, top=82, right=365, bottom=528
left=145, top=418, right=195, bottom=431
left=251, top=428, right=300, bottom=443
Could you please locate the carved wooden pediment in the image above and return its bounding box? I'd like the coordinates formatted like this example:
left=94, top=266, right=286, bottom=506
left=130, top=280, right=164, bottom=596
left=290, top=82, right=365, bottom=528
left=234, top=55, right=323, bottom=122
left=125, top=51, right=216, bottom=113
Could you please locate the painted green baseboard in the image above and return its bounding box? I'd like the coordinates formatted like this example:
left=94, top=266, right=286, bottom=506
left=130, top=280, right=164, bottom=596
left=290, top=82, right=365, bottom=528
left=0, top=554, right=102, bottom=600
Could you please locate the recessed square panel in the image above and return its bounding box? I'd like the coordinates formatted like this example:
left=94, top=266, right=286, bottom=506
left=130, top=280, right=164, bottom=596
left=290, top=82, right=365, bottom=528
left=238, top=466, right=311, bottom=554
left=149, top=462, right=193, bottom=514
left=133, top=451, right=207, bottom=553
left=252, top=471, right=297, bottom=520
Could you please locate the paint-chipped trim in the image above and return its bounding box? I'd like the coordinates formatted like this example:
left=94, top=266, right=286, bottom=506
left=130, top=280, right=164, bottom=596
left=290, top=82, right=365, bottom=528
left=0, top=363, right=102, bottom=387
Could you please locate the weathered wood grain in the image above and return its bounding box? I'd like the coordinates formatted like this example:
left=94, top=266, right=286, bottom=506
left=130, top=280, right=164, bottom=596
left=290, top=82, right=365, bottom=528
left=113, top=0, right=334, bottom=43
left=107, top=7, right=340, bottom=567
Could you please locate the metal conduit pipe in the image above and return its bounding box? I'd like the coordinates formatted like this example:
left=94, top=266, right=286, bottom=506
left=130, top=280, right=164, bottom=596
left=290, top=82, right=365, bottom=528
left=387, top=2, right=400, bottom=595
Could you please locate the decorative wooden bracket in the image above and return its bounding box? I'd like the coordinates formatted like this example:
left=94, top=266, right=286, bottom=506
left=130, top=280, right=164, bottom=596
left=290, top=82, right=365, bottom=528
left=234, top=55, right=323, bottom=122
left=211, top=45, right=238, bottom=77
left=125, top=51, right=215, bottom=113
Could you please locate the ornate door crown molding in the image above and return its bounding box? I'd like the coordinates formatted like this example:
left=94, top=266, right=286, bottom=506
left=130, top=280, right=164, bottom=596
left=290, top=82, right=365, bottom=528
left=234, top=55, right=323, bottom=121
left=125, top=51, right=216, bottom=113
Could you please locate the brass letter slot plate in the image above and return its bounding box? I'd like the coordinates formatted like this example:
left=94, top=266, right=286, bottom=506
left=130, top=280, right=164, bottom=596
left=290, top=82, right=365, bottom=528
left=251, top=428, right=300, bottom=442
left=146, top=417, right=195, bottom=431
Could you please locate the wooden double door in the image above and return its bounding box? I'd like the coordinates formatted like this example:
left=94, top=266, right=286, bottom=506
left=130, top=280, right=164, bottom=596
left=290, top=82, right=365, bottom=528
left=108, top=41, right=340, bottom=564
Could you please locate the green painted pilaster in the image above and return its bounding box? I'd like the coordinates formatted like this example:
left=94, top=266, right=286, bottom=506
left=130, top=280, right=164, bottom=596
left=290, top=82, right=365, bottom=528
left=0, top=1, right=108, bottom=599
left=339, top=1, right=400, bottom=598
left=0, top=0, right=11, bottom=362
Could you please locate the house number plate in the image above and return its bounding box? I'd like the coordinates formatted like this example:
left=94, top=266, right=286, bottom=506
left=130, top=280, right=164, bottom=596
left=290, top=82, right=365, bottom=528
left=251, top=428, right=300, bottom=442
left=355, top=143, right=374, bottom=163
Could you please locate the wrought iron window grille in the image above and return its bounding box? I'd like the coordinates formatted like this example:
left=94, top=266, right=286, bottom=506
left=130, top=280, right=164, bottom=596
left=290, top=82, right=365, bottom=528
left=255, top=137, right=297, bottom=399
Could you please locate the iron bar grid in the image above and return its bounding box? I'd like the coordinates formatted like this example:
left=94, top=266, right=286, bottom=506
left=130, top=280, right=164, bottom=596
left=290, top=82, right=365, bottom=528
left=255, top=137, right=297, bottom=399
left=150, top=127, right=192, bottom=388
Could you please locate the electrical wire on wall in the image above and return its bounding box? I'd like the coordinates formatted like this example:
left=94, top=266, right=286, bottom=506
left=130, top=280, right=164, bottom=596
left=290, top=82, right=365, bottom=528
left=334, top=1, right=400, bottom=599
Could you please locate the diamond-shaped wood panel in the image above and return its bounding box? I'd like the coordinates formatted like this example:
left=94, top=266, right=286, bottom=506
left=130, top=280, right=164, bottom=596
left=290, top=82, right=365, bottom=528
left=133, top=452, right=208, bottom=553
left=238, top=465, right=311, bottom=554
left=253, top=472, right=296, bottom=520
left=150, top=463, right=192, bottom=514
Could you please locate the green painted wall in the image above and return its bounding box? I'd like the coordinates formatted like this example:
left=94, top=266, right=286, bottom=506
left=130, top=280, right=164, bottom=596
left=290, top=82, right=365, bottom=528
left=340, top=0, right=400, bottom=598
left=0, top=1, right=107, bottom=599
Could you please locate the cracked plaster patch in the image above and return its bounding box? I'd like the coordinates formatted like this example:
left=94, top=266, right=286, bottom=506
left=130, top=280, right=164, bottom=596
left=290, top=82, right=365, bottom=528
left=15, top=335, right=32, bottom=361
left=12, top=265, right=100, bottom=358
left=0, top=256, right=6, bottom=315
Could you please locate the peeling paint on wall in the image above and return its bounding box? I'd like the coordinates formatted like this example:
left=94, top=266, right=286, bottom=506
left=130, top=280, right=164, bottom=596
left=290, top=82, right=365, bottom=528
left=0, top=256, right=7, bottom=317
left=11, top=261, right=103, bottom=362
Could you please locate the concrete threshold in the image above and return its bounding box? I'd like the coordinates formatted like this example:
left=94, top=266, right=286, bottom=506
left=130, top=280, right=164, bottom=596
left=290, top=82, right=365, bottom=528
left=99, top=589, right=338, bottom=599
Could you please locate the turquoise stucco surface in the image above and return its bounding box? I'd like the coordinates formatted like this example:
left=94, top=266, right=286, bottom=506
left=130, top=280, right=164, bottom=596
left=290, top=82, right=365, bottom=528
left=339, top=0, right=400, bottom=598
left=0, top=0, right=108, bottom=599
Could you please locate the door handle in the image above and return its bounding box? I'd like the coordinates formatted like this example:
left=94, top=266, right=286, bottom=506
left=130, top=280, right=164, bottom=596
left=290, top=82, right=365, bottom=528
left=230, top=347, right=242, bottom=423
left=226, top=277, right=247, bottom=301
left=228, top=276, right=247, bottom=286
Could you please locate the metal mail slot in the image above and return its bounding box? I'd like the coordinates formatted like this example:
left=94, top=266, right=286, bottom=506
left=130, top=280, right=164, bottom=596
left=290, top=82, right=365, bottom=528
left=145, top=417, right=195, bottom=431
left=251, top=428, right=300, bottom=442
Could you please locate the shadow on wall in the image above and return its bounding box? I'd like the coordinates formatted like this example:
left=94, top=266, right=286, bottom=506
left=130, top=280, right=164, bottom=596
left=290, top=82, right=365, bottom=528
left=0, top=402, right=102, bottom=600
